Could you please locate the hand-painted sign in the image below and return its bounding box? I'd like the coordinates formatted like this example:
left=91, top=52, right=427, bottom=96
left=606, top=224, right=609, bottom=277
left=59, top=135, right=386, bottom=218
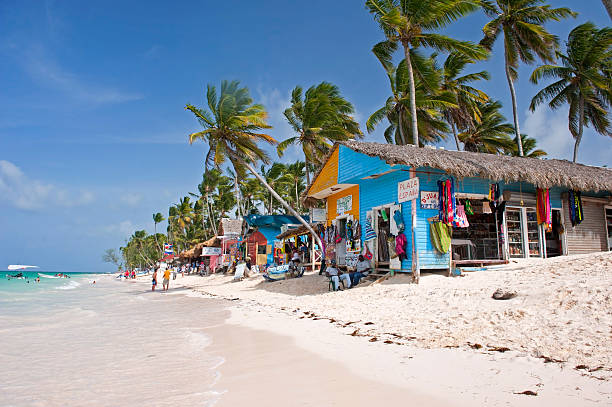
left=420, top=191, right=439, bottom=209
left=311, top=208, right=327, bottom=222
left=336, top=195, right=352, bottom=215
left=398, top=178, right=419, bottom=203
left=201, top=247, right=222, bottom=256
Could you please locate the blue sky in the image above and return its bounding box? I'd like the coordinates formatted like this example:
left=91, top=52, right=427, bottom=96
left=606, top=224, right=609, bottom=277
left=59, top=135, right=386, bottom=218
left=1, top=1, right=610, bottom=272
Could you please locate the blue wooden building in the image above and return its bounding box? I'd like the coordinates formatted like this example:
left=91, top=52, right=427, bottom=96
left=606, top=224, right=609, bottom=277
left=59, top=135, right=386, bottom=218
left=304, top=141, right=612, bottom=277
left=243, top=214, right=302, bottom=266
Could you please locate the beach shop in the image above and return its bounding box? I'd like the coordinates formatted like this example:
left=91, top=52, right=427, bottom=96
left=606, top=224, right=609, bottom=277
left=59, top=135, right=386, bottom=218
left=243, top=214, right=303, bottom=266
left=302, top=141, right=612, bottom=279
left=276, top=222, right=324, bottom=271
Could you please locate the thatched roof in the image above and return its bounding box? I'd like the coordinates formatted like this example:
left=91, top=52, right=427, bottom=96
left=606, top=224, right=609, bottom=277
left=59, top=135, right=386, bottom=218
left=276, top=223, right=322, bottom=240
left=303, top=141, right=612, bottom=207
left=218, top=218, right=244, bottom=237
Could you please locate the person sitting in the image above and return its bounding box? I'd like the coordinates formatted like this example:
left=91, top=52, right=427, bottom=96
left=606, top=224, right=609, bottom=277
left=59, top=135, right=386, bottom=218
left=326, top=260, right=341, bottom=291
left=338, top=268, right=352, bottom=289
left=288, top=255, right=304, bottom=278
left=351, top=255, right=371, bottom=286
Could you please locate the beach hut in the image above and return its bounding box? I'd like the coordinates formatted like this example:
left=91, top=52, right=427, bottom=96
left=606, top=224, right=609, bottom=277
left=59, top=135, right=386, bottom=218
left=243, top=214, right=303, bottom=266
left=276, top=222, right=323, bottom=272
left=303, top=141, right=612, bottom=279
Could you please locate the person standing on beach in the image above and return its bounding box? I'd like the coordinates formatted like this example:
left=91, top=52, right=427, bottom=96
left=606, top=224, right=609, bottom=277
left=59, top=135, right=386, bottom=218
left=152, top=269, right=158, bottom=291
left=162, top=267, right=171, bottom=291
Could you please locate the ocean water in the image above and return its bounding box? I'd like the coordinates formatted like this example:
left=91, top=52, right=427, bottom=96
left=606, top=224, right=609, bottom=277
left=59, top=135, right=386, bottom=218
left=0, top=272, right=227, bottom=406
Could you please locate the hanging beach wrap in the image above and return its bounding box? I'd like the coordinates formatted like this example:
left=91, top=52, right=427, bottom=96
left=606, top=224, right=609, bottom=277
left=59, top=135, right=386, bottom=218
left=536, top=188, right=552, bottom=230
left=430, top=221, right=451, bottom=254
left=568, top=190, right=584, bottom=226
left=454, top=204, right=469, bottom=228
left=437, top=180, right=445, bottom=222
left=395, top=233, right=407, bottom=261
left=464, top=199, right=474, bottom=215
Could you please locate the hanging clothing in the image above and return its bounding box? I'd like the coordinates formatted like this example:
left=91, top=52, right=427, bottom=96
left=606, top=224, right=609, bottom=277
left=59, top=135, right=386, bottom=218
left=568, top=190, right=584, bottom=227
left=536, top=188, right=552, bottom=230
left=395, top=233, right=408, bottom=261
left=430, top=221, right=451, bottom=254
left=377, top=226, right=389, bottom=261
left=454, top=204, right=470, bottom=228
left=464, top=199, right=474, bottom=215
left=393, top=208, right=405, bottom=233
left=346, top=220, right=353, bottom=241
left=364, top=218, right=377, bottom=241
left=353, top=220, right=361, bottom=240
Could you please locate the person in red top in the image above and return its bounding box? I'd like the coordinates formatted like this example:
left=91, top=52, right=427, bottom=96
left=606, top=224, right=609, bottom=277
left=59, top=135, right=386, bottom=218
left=124, top=270, right=129, bottom=279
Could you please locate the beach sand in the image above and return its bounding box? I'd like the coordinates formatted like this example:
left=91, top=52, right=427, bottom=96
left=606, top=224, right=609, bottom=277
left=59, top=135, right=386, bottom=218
left=144, top=252, right=612, bottom=405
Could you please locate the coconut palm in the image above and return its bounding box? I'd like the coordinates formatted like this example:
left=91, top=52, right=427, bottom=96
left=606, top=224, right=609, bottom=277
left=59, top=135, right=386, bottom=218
left=480, top=0, right=576, bottom=156
left=279, top=161, right=306, bottom=211
left=186, top=80, right=323, bottom=249
left=279, top=82, right=361, bottom=184
left=366, top=0, right=487, bottom=148
left=367, top=53, right=455, bottom=145
left=529, top=22, right=612, bottom=162
left=152, top=212, right=165, bottom=252
left=260, top=163, right=287, bottom=214
left=507, top=134, right=547, bottom=158
left=439, top=53, right=490, bottom=150
left=458, top=100, right=515, bottom=153
left=603, top=0, right=612, bottom=20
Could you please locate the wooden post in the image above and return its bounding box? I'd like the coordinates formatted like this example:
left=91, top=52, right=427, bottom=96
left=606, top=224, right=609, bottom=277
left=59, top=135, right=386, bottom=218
left=311, top=234, right=315, bottom=272
left=410, top=168, right=420, bottom=284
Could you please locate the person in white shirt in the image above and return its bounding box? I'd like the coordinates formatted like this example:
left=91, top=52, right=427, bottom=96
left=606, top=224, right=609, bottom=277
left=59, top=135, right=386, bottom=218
left=351, top=255, right=371, bottom=286
left=326, top=259, right=351, bottom=290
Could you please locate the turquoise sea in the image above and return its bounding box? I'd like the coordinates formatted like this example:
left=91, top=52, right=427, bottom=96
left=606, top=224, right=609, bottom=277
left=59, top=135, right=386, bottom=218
left=0, top=270, right=227, bottom=406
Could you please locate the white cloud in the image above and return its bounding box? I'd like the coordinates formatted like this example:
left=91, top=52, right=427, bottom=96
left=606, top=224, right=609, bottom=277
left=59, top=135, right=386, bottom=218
left=523, top=107, right=574, bottom=160
left=102, top=220, right=137, bottom=237
left=119, top=193, right=143, bottom=207
left=19, top=46, right=142, bottom=105
left=0, top=160, right=93, bottom=210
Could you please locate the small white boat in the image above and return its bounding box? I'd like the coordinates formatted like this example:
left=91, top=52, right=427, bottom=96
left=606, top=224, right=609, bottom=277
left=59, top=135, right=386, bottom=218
left=8, top=265, right=39, bottom=271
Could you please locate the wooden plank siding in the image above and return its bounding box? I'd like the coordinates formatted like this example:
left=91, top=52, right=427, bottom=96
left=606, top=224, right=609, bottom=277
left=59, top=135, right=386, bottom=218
left=563, top=201, right=608, bottom=254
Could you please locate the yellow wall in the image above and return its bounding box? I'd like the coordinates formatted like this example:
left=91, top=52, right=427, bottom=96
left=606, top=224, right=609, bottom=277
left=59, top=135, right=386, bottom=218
left=308, top=146, right=339, bottom=196
left=327, top=185, right=360, bottom=225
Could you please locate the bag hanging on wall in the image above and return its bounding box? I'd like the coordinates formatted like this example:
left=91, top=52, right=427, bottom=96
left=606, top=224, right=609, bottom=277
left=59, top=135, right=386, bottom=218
left=392, top=208, right=405, bottom=232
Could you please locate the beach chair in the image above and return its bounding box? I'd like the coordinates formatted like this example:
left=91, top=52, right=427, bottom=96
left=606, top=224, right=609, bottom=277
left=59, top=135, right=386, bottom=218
left=326, top=273, right=345, bottom=291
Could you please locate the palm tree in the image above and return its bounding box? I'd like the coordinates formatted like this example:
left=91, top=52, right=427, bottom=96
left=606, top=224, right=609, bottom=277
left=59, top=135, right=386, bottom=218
left=507, top=134, right=547, bottom=158
left=152, top=212, right=165, bottom=252
left=439, top=53, right=490, bottom=150
left=279, top=161, right=306, bottom=211
left=186, top=80, right=323, bottom=249
left=602, top=0, right=612, bottom=20
left=458, top=100, right=515, bottom=153
left=480, top=0, right=576, bottom=156
left=367, top=54, right=455, bottom=145
left=366, top=0, right=487, bottom=148
left=260, top=163, right=286, bottom=214
left=529, top=22, right=612, bottom=162
left=279, top=82, right=361, bottom=184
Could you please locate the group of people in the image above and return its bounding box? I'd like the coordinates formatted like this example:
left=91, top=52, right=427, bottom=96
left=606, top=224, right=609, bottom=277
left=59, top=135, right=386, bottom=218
left=324, top=254, right=372, bottom=291
left=123, top=270, right=137, bottom=279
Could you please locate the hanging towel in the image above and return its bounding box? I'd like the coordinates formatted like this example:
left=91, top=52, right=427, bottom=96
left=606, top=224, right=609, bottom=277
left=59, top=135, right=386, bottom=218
left=381, top=209, right=388, bottom=221
left=430, top=221, right=451, bottom=254
left=438, top=180, right=445, bottom=222
left=396, top=233, right=408, bottom=261
left=568, top=190, right=584, bottom=226
left=465, top=199, right=474, bottom=215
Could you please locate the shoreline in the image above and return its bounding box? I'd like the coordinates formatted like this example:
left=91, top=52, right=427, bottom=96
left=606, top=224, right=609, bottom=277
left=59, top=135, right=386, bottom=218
left=136, top=252, right=612, bottom=405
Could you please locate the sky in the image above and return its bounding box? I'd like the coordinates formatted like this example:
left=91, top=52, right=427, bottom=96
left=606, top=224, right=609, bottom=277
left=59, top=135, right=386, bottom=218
left=0, top=0, right=610, bottom=273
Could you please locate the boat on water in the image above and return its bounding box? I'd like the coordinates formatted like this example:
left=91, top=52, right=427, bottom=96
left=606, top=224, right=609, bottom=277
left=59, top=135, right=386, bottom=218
left=7, top=265, right=39, bottom=271
left=7, top=272, right=24, bottom=279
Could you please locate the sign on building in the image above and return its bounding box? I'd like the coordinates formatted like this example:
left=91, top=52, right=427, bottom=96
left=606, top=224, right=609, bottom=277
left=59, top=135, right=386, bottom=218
left=398, top=178, right=419, bottom=203
left=311, top=208, right=327, bottom=222
left=201, top=247, right=222, bottom=256
left=420, top=191, right=439, bottom=209
left=336, top=195, right=352, bottom=215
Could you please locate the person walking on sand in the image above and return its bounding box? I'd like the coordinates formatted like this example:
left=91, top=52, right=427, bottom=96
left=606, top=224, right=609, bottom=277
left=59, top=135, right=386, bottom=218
left=162, top=267, right=171, bottom=291
left=152, top=269, right=158, bottom=291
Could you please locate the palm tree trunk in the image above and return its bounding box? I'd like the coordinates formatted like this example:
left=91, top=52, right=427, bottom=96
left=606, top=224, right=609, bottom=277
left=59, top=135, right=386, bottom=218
left=398, top=109, right=407, bottom=145
left=295, top=182, right=299, bottom=211
left=505, top=60, right=524, bottom=156
left=153, top=223, right=162, bottom=253
left=241, top=160, right=323, bottom=250
left=305, top=160, right=311, bottom=186
left=573, top=97, right=585, bottom=163
left=602, top=0, right=612, bottom=19
left=234, top=175, right=242, bottom=217
left=403, top=44, right=419, bottom=147
left=451, top=121, right=461, bottom=151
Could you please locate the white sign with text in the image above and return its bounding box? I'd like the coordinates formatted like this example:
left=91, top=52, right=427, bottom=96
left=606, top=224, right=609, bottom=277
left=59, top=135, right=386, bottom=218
left=420, top=191, right=439, bottom=209
left=398, top=178, right=419, bottom=203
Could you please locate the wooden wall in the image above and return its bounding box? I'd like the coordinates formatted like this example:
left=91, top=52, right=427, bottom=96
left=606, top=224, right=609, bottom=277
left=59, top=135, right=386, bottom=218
left=563, top=200, right=608, bottom=254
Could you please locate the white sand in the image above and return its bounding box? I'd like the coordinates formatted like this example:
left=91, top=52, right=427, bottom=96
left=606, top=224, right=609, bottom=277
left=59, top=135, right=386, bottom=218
left=143, top=252, right=612, bottom=405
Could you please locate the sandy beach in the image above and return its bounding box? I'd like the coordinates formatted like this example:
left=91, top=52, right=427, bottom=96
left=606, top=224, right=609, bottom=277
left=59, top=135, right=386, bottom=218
left=145, top=252, right=612, bottom=405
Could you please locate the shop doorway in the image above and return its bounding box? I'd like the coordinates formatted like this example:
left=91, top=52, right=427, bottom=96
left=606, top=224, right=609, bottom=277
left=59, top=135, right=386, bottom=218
left=544, top=209, right=564, bottom=257
left=451, top=199, right=500, bottom=261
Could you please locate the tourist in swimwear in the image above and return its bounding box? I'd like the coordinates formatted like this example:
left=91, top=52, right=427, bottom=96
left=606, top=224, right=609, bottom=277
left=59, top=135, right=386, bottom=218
left=152, top=269, right=158, bottom=291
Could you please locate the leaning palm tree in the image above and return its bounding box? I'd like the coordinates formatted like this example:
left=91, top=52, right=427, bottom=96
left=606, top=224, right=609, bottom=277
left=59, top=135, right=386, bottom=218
left=186, top=80, right=323, bottom=249
left=480, top=0, right=576, bottom=156
left=367, top=53, right=455, bottom=145
left=279, top=82, right=361, bottom=184
left=439, top=53, right=490, bottom=150
left=603, top=0, right=612, bottom=20
left=260, top=163, right=286, bottom=214
left=152, top=212, right=165, bottom=252
left=458, top=100, right=515, bottom=153
left=366, top=0, right=487, bottom=148
left=529, top=22, right=612, bottom=162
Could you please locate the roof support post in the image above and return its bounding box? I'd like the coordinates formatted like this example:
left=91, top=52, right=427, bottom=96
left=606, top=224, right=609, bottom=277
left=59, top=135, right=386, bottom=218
left=410, top=168, right=420, bottom=284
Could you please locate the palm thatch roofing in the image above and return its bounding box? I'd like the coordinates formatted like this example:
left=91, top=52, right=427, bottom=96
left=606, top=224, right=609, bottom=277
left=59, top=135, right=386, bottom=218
left=218, top=218, right=244, bottom=237
left=276, top=223, right=322, bottom=240
left=302, top=141, right=612, bottom=207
